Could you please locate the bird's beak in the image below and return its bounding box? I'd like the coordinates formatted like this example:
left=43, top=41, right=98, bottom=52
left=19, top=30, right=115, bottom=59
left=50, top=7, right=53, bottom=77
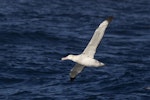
left=101, top=62, right=105, bottom=66
left=61, top=57, right=67, bottom=60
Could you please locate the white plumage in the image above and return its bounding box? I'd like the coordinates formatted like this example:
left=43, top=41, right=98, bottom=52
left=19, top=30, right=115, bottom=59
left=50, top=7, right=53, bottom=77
left=61, top=17, right=113, bottom=81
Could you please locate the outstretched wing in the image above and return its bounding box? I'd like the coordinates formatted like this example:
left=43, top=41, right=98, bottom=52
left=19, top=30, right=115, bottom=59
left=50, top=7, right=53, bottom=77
left=70, top=63, right=84, bottom=81
left=82, top=17, right=113, bottom=58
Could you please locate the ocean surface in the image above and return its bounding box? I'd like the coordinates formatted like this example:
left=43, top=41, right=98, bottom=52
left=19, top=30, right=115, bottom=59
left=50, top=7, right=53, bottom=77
left=0, top=0, right=150, bottom=100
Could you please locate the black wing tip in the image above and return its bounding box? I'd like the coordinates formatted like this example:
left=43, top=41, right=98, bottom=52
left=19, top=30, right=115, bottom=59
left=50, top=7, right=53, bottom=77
left=107, top=16, right=113, bottom=22
left=70, top=77, right=76, bottom=82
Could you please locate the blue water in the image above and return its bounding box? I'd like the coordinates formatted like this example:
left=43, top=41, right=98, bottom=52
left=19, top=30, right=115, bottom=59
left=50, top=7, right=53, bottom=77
left=0, top=0, right=150, bottom=100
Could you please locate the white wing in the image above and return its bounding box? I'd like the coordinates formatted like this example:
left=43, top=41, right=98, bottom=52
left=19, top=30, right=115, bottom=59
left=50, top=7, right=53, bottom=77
left=70, top=63, right=84, bottom=81
left=82, top=17, right=113, bottom=58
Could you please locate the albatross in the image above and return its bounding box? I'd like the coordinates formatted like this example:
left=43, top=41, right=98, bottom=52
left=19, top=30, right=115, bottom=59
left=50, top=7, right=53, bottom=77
left=61, top=17, right=113, bottom=81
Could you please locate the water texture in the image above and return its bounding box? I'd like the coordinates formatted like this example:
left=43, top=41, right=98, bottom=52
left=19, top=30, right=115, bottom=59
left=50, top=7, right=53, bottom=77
left=0, top=0, right=150, bottom=100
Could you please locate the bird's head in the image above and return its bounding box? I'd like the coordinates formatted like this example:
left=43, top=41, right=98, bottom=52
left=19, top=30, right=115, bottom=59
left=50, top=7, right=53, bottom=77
left=61, top=54, right=74, bottom=60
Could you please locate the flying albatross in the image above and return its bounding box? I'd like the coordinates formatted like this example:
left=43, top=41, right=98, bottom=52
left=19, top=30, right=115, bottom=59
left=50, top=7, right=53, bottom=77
left=61, top=16, right=113, bottom=81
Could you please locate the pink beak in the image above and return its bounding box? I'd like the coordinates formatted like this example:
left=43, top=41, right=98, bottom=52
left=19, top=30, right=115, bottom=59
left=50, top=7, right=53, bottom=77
left=61, top=57, right=67, bottom=60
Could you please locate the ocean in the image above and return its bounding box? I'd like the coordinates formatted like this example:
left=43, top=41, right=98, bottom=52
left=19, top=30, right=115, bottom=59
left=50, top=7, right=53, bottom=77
left=0, top=0, right=150, bottom=99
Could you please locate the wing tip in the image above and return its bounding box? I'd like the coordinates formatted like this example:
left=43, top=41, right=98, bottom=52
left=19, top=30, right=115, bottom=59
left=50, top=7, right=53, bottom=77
left=107, top=16, right=113, bottom=22
left=70, top=77, right=76, bottom=82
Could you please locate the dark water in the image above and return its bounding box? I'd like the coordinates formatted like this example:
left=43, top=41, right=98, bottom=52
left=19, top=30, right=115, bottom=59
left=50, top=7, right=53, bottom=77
left=0, top=0, right=150, bottom=99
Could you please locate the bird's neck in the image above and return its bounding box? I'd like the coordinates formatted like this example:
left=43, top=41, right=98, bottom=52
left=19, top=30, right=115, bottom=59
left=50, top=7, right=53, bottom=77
left=69, top=55, right=79, bottom=62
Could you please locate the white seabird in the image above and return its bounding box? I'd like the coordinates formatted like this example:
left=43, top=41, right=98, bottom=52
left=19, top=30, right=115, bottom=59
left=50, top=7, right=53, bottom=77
left=61, top=17, right=113, bottom=81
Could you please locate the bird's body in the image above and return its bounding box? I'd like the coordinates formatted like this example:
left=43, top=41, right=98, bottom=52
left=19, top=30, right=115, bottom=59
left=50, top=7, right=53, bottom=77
left=61, top=17, right=113, bottom=81
left=64, top=54, right=104, bottom=67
